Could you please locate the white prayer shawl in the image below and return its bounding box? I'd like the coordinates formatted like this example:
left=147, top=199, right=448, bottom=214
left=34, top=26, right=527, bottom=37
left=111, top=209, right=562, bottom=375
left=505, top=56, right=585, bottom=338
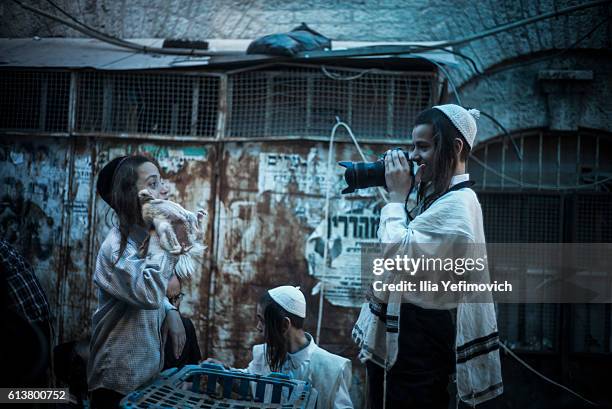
left=352, top=177, right=503, bottom=406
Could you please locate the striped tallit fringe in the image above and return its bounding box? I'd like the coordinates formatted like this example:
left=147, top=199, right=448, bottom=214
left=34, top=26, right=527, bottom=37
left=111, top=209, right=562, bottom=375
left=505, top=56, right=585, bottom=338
left=352, top=322, right=386, bottom=368
left=351, top=321, right=365, bottom=342
left=369, top=301, right=385, bottom=318
left=456, top=331, right=500, bottom=364
left=367, top=302, right=399, bottom=333
left=385, top=315, right=398, bottom=333
left=351, top=308, right=385, bottom=368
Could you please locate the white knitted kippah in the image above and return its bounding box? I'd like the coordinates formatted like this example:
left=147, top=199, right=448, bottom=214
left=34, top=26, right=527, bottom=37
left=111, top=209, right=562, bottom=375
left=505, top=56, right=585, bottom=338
left=432, top=104, right=480, bottom=148
left=268, top=286, right=306, bottom=318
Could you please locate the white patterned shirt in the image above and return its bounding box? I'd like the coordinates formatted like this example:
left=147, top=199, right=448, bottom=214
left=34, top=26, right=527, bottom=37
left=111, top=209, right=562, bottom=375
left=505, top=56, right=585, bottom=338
left=87, top=226, right=176, bottom=395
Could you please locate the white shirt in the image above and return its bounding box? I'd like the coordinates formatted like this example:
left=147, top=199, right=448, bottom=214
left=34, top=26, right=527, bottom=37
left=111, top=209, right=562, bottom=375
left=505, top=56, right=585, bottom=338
left=88, top=227, right=177, bottom=395
left=379, top=173, right=470, bottom=244
left=450, top=172, right=470, bottom=187
left=246, top=333, right=353, bottom=409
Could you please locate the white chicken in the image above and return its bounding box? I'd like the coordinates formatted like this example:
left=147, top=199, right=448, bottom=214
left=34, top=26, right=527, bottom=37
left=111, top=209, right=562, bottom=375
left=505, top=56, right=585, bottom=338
left=138, top=189, right=207, bottom=280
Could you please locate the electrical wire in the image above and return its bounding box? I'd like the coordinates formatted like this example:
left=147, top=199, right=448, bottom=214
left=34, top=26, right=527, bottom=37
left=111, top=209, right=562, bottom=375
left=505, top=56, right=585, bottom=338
left=499, top=342, right=597, bottom=406
left=322, top=43, right=484, bottom=76
left=12, top=0, right=611, bottom=60
left=405, top=44, right=483, bottom=75
left=315, top=117, right=389, bottom=343
left=470, top=155, right=612, bottom=190
left=9, top=0, right=232, bottom=57
left=439, top=0, right=612, bottom=48
left=444, top=62, right=612, bottom=190
left=434, top=40, right=612, bottom=191
left=333, top=117, right=389, bottom=203
left=44, top=0, right=151, bottom=58
left=479, top=15, right=612, bottom=78
left=415, top=55, right=463, bottom=106
left=321, top=66, right=374, bottom=81
left=314, top=116, right=337, bottom=345
left=302, top=1, right=611, bottom=63
left=44, top=0, right=90, bottom=28
left=477, top=110, right=522, bottom=161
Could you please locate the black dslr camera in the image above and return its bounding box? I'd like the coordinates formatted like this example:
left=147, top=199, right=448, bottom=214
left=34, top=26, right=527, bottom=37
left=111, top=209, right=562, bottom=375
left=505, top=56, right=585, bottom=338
left=338, top=148, right=414, bottom=194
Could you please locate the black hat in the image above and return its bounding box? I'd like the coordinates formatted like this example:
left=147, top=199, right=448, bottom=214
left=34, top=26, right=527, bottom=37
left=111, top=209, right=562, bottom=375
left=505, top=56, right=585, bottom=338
left=96, top=155, right=128, bottom=209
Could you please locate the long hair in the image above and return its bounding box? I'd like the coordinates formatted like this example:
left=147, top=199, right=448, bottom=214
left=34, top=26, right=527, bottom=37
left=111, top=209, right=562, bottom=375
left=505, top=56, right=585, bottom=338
left=259, top=292, right=305, bottom=372
left=414, top=108, right=471, bottom=211
left=109, top=155, right=152, bottom=263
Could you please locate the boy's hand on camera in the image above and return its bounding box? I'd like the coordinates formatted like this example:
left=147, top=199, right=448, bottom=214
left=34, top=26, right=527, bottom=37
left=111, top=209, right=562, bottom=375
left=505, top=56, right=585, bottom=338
left=385, top=149, right=425, bottom=203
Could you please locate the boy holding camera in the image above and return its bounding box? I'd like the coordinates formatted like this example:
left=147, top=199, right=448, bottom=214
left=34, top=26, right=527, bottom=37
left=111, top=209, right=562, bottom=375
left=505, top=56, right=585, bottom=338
left=353, top=105, right=503, bottom=409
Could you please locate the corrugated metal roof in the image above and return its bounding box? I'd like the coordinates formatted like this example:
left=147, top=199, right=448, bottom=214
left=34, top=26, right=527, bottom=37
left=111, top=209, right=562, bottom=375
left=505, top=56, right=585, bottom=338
left=0, top=37, right=458, bottom=70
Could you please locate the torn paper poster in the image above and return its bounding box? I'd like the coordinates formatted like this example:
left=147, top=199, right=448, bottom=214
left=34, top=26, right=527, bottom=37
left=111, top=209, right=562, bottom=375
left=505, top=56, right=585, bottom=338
left=258, top=149, right=336, bottom=195
left=305, top=200, right=382, bottom=307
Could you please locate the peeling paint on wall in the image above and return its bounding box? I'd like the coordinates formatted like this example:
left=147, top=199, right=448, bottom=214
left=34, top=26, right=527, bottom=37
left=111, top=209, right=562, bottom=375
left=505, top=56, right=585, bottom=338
left=0, top=138, right=70, bottom=335
left=0, top=137, right=218, bottom=346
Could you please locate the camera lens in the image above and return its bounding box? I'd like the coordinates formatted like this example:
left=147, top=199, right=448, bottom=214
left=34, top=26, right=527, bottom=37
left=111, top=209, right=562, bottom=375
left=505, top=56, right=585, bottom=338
left=338, top=161, right=386, bottom=194
left=338, top=149, right=413, bottom=194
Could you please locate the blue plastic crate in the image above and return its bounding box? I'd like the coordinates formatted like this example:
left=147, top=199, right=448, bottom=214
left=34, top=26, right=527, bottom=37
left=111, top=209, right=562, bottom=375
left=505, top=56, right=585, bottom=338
left=120, top=363, right=317, bottom=408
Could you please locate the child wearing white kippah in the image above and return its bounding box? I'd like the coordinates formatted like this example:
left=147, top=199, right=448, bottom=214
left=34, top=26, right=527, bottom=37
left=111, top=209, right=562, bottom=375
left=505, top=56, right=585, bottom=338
left=205, top=286, right=353, bottom=409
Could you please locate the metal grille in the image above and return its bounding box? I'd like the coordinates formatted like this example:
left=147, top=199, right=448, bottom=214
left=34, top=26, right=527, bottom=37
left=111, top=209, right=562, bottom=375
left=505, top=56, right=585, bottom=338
left=479, top=193, right=562, bottom=243
left=479, top=192, right=563, bottom=351
left=573, top=194, right=612, bottom=242
left=570, top=193, right=612, bottom=353
left=227, top=66, right=434, bottom=139
left=470, top=131, right=612, bottom=191
left=475, top=133, right=612, bottom=353
left=0, top=71, right=70, bottom=133
left=0, top=67, right=433, bottom=140
left=571, top=304, right=612, bottom=353
left=498, top=304, right=559, bottom=351
left=75, top=72, right=219, bottom=137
